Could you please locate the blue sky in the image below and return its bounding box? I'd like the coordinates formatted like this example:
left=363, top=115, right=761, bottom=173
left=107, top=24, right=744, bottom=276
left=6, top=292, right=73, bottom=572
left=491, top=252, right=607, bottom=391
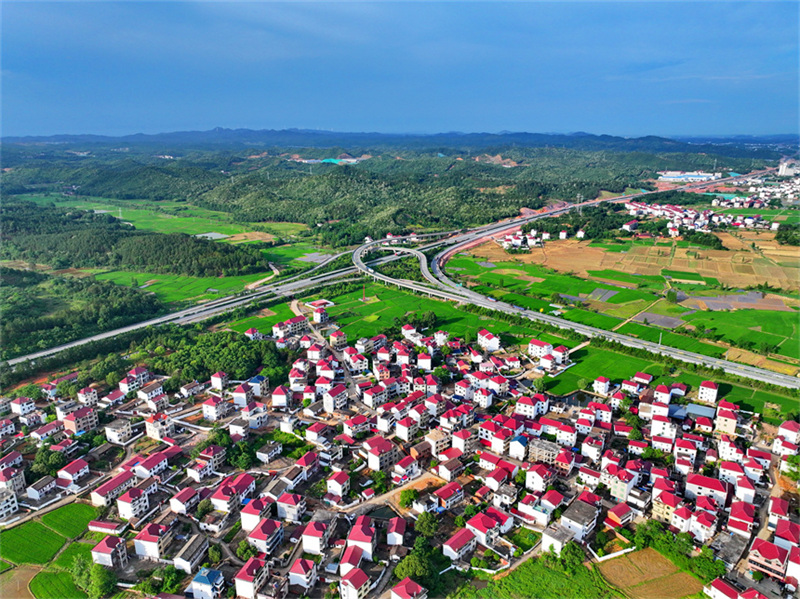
left=2, top=1, right=798, bottom=137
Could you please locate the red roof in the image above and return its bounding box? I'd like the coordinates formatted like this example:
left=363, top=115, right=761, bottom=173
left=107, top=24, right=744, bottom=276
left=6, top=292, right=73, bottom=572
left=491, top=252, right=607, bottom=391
left=751, top=538, right=788, bottom=563
left=387, top=517, right=406, bottom=536
left=709, top=579, right=738, bottom=599
left=236, top=557, right=267, bottom=583
left=444, top=527, right=475, bottom=551
left=60, top=458, right=88, bottom=475
left=392, top=577, right=425, bottom=599
left=304, top=521, right=327, bottom=538
left=347, top=525, right=374, bottom=543
left=248, top=518, right=281, bottom=541
left=700, top=381, right=718, bottom=390
left=341, top=567, right=370, bottom=590
left=92, top=535, right=124, bottom=555
left=290, top=558, right=315, bottom=575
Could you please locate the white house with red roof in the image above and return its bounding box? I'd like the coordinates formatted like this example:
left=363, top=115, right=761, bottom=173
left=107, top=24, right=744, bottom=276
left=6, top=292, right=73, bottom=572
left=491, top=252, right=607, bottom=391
left=91, top=535, right=128, bottom=568
left=302, top=521, right=330, bottom=555
left=276, top=492, right=306, bottom=522
left=234, top=557, right=269, bottom=599
left=768, top=496, right=789, bottom=530
left=477, top=329, right=500, bottom=352
left=698, top=381, right=719, bottom=404
left=392, top=577, right=427, bottom=599
left=289, top=558, right=318, bottom=590
left=57, top=458, right=89, bottom=485
left=774, top=519, right=800, bottom=552
left=247, top=518, right=284, bottom=555
left=685, top=474, right=730, bottom=507
left=91, top=471, right=136, bottom=507
left=240, top=498, right=269, bottom=532
left=772, top=420, right=800, bottom=457
left=442, top=528, right=477, bottom=561
left=748, top=538, right=790, bottom=581
left=347, top=519, right=376, bottom=561
left=466, top=512, right=500, bottom=546
left=117, top=487, right=150, bottom=520
left=270, top=385, right=290, bottom=409
left=170, top=487, right=200, bottom=515
left=323, top=384, right=349, bottom=413
left=593, top=377, right=611, bottom=396
left=134, top=523, right=172, bottom=560
left=527, top=338, right=553, bottom=360
left=210, top=473, right=255, bottom=513
left=727, top=501, right=757, bottom=538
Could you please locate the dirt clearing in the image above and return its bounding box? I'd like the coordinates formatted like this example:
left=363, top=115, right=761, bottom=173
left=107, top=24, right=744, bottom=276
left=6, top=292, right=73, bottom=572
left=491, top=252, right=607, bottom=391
left=226, top=232, right=276, bottom=243
left=0, top=567, right=37, bottom=599
left=599, top=549, right=702, bottom=599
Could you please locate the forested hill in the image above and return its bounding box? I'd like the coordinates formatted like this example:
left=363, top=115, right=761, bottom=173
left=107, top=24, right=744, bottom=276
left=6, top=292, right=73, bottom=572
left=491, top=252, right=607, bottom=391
left=1, top=202, right=269, bottom=276
left=1, top=128, right=786, bottom=159
left=0, top=142, right=776, bottom=246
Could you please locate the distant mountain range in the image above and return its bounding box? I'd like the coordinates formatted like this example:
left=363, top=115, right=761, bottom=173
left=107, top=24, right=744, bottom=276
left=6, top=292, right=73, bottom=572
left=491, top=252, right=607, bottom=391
left=3, top=128, right=796, bottom=156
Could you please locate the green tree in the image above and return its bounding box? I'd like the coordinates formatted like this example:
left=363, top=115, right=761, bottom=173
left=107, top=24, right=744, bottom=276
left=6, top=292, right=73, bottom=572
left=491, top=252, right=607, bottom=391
left=785, top=454, right=800, bottom=482
left=89, top=563, right=118, bottom=598
left=394, top=553, right=432, bottom=582
left=208, top=544, right=222, bottom=564
left=577, top=378, right=588, bottom=390
left=514, top=470, right=526, bottom=486
left=531, top=378, right=546, bottom=393
left=196, top=498, right=213, bottom=520
left=415, top=512, right=439, bottom=538
left=454, top=515, right=466, bottom=528
left=399, top=489, right=419, bottom=508
left=70, top=554, right=92, bottom=592
left=237, top=539, right=257, bottom=560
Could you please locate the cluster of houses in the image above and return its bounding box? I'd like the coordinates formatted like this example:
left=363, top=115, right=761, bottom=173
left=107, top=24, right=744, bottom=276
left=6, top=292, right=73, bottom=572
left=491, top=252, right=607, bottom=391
left=624, top=201, right=781, bottom=237
left=499, top=227, right=586, bottom=249
left=1, top=297, right=798, bottom=599
left=732, top=172, right=799, bottom=202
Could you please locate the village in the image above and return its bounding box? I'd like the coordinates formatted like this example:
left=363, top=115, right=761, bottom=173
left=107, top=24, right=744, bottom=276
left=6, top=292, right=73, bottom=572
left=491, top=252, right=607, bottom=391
left=0, top=298, right=798, bottom=599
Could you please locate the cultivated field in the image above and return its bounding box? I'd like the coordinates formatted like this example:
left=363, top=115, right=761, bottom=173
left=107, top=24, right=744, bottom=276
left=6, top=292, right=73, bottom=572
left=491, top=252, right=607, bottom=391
left=0, top=522, right=65, bottom=565
left=50, top=543, right=94, bottom=571
left=40, top=504, right=97, bottom=539
left=29, top=571, right=86, bottom=599
left=468, top=235, right=800, bottom=291
left=598, top=548, right=703, bottom=599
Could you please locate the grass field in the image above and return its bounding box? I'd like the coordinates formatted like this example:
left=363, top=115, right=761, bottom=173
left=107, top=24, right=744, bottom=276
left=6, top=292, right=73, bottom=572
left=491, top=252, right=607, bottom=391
left=661, top=269, right=705, bottom=282
left=617, top=322, right=726, bottom=357
left=449, top=555, right=614, bottom=599
left=226, top=304, right=298, bottom=334
left=51, top=543, right=94, bottom=571
left=680, top=309, right=799, bottom=360
left=560, top=309, right=624, bottom=329
left=93, top=269, right=269, bottom=304
left=310, top=282, right=570, bottom=347
left=506, top=528, right=541, bottom=551
left=542, top=345, right=798, bottom=414
left=0, top=522, right=65, bottom=565
left=16, top=194, right=309, bottom=238
left=41, top=504, right=97, bottom=539
left=29, top=571, right=87, bottom=599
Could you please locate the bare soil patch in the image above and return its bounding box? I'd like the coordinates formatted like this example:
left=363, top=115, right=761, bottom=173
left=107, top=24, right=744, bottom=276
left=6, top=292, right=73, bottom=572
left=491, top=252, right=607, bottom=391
left=0, top=566, right=37, bottom=599
left=226, top=231, right=276, bottom=243
left=52, top=268, right=93, bottom=278
left=469, top=237, right=800, bottom=290
left=628, top=572, right=703, bottom=599
left=257, top=307, right=277, bottom=317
